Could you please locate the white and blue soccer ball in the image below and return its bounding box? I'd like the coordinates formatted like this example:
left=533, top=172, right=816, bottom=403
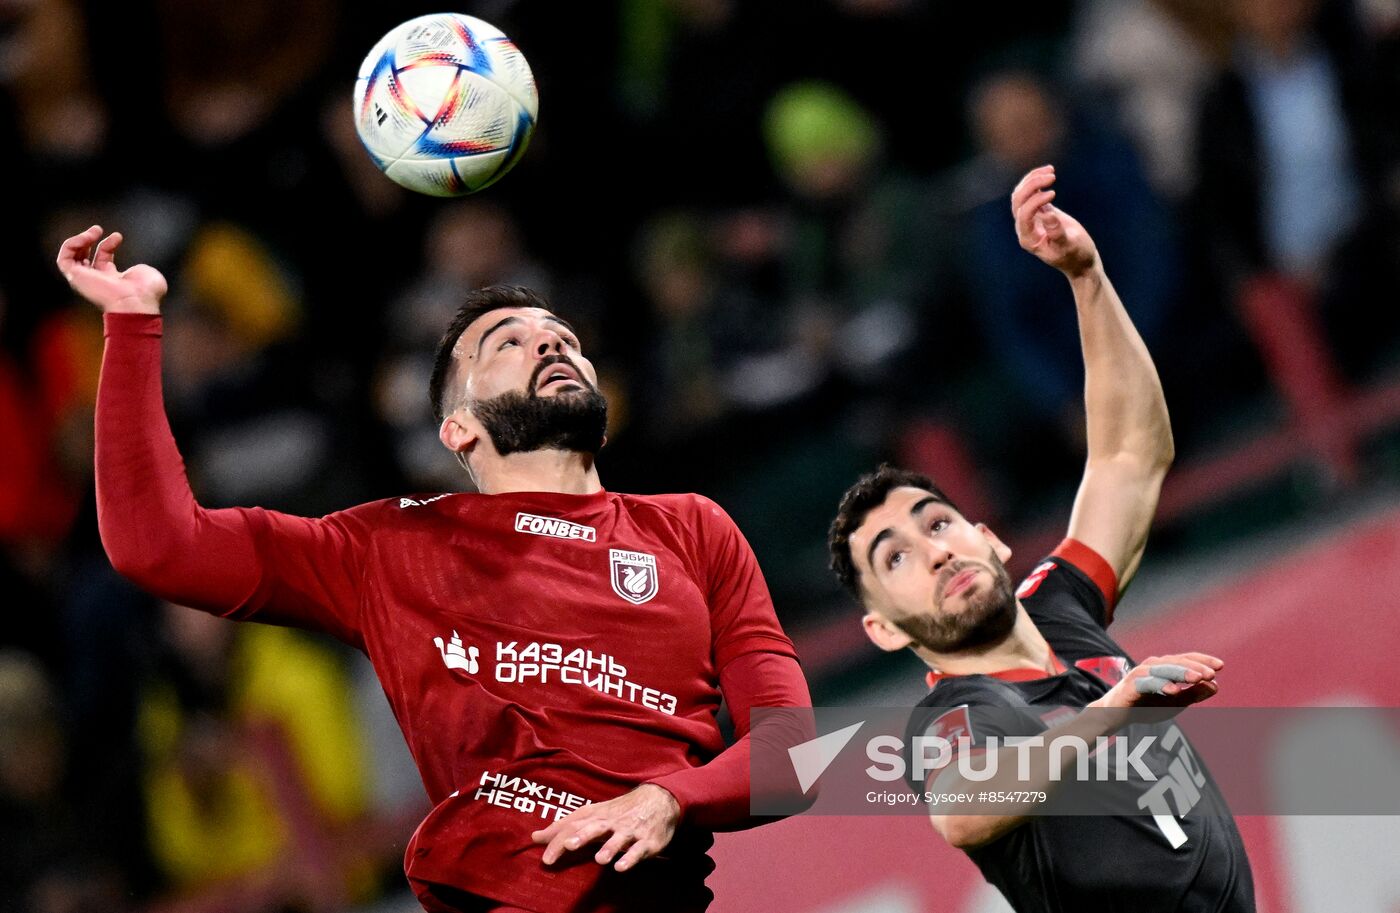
left=354, top=13, right=538, bottom=197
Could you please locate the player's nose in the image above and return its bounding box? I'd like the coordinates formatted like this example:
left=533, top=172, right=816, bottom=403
left=924, top=540, right=953, bottom=573
left=530, top=326, right=567, bottom=358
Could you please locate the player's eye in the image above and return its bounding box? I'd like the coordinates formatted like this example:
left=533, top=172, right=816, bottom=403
left=929, top=518, right=948, bottom=534
left=563, top=335, right=580, bottom=349
left=498, top=336, right=520, bottom=350
left=885, top=549, right=905, bottom=570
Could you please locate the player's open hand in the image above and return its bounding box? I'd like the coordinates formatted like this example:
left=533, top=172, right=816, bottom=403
left=1012, top=165, right=1098, bottom=279
left=1094, top=653, right=1223, bottom=712
left=56, top=225, right=167, bottom=315
left=532, top=783, right=680, bottom=872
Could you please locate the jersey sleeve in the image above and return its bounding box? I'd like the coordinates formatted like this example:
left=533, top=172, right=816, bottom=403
left=1017, top=538, right=1120, bottom=630
left=692, top=497, right=799, bottom=671
left=96, top=313, right=369, bottom=649
left=220, top=504, right=374, bottom=647
left=904, top=680, right=1044, bottom=794
left=648, top=650, right=813, bottom=830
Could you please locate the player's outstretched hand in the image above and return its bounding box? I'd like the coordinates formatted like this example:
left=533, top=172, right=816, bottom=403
left=1012, top=165, right=1098, bottom=279
left=1093, top=653, right=1223, bottom=713
left=56, top=225, right=167, bottom=315
left=532, top=783, right=680, bottom=873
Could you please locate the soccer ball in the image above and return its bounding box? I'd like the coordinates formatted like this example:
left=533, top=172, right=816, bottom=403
left=354, top=14, right=538, bottom=197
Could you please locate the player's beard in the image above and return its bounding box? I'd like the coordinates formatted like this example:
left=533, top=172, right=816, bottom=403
left=470, top=357, right=608, bottom=456
left=894, top=552, right=1018, bottom=654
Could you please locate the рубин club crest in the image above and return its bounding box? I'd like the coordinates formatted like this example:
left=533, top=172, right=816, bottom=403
left=609, top=549, right=659, bottom=605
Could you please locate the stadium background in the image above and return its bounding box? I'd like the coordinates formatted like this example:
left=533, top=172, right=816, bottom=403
left=2, top=0, right=1399, bottom=910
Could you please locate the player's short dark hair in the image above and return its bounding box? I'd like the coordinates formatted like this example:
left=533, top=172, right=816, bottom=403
left=428, top=285, right=556, bottom=424
left=828, top=464, right=960, bottom=600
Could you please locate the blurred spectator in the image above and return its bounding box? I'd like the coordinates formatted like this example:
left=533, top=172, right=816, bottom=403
left=743, top=80, right=928, bottom=413
left=0, top=0, right=107, bottom=162
left=1193, top=0, right=1400, bottom=447
left=140, top=603, right=278, bottom=888
left=963, top=68, right=1173, bottom=408
left=936, top=68, right=1175, bottom=503
left=1196, top=0, right=1365, bottom=287
left=1072, top=0, right=1232, bottom=200
left=141, top=604, right=371, bottom=902
left=0, top=650, right=131, bottom=913
left=156, top=220, right=361, bottom=513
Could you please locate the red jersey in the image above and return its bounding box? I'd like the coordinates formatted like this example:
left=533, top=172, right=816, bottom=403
left=94, top=314, right=807, bottom=913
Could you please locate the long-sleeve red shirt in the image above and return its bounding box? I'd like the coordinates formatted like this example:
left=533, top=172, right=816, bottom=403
left=96, top=313, right=812, bottom=913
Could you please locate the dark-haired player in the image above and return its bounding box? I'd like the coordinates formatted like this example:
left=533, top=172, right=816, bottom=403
left=827, top=166, right=1254, bottom=911
left=58, top=229, right=811, bottom=913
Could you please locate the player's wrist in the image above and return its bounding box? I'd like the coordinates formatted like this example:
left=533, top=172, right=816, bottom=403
left=641, top=782, right=682, bottom=823
left=1082, top=696, right=1132, bottom=731
left=1062, top=253, right=1103, bottom=284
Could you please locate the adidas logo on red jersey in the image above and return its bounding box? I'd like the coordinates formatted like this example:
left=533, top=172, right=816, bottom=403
left=399, top=494, right=452, bottom=509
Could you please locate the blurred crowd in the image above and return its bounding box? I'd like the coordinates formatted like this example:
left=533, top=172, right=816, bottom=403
left=3, top=0, right=1400, bottom=911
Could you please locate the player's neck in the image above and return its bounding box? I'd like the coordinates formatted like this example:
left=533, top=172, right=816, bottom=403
left=920, top=607, right=1056, bottom=678
left=471, top=449, right=603, bottom=496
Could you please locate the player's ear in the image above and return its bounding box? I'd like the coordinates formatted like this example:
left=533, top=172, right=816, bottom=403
left=863, top=611, right=913, bottom=653
left=439, top=411, right=480, bottom=456
left=976, top=523, right=1012, bottom=564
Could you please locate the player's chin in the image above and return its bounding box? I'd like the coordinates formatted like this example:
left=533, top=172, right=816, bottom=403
left=936, top=583, right=981, bottom=614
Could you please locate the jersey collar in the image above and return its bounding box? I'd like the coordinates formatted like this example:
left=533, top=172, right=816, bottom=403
left=492, top=487, right=611, bottom=511
left=924, top=650, right=1067, bottom=688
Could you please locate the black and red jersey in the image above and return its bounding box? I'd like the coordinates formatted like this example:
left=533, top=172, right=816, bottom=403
left=909, top=540, right=1255, bottom=913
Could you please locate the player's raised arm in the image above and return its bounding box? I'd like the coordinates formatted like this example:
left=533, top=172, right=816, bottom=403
left=1012, top=166, right=1174, bottom=597
left=59, top=227, right=365, bottom=644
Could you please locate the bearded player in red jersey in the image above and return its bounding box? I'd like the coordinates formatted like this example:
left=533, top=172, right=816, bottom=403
left=57, top=228, right=812, bottom=913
